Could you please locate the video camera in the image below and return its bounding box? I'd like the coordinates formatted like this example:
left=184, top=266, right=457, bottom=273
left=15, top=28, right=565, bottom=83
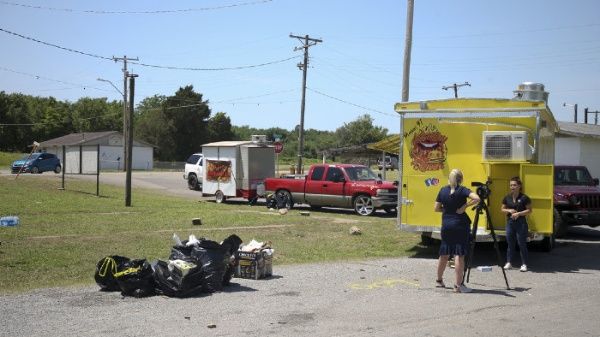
left=471, top=180, right=492, bottom=199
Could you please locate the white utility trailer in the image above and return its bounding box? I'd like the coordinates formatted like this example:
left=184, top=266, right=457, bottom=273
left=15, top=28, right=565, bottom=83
left=201, top=137, right=275, bottom=203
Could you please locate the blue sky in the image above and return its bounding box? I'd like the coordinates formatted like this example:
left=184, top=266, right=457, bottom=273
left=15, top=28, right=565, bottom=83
left=1, top=0, right=599, bottom=132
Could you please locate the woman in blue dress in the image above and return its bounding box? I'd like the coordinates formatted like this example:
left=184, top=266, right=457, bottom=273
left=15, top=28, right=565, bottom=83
left=434, top=169, right=480, bottom=293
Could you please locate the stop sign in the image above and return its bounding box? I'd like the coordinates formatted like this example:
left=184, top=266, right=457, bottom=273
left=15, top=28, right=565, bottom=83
left=274, top=141, right=283, bottom=154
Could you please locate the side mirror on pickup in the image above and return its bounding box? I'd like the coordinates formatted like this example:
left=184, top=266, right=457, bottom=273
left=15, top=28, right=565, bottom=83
left=593, top=178, right=599, bottom=186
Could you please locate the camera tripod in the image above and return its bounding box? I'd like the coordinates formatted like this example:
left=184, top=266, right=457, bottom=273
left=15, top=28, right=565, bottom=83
left=464, top=198, right=510, bottom=290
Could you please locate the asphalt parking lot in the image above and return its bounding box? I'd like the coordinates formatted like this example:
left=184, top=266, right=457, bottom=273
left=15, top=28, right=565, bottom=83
left=2, top=171, right=600, bottom=336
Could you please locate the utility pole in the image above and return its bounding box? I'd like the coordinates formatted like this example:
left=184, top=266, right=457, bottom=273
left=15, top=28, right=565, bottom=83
left=442, top=82, right=471, bottom=98
left=290, top=34, right=322, bottom=174
left=112, top=55, right=138, bottom=171
left=125, top=73, right=138, bottom=207
left=401, top=0, right=414, bottom=102
left=399, top=0, right=415, bottom=230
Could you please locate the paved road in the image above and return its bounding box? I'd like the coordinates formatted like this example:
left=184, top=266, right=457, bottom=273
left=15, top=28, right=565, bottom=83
left=2, top=170, right=600, bottom=336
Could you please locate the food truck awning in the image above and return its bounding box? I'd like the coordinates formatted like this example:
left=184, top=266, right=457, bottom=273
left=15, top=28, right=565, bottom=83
left=367, top=135, right=401, bottom=154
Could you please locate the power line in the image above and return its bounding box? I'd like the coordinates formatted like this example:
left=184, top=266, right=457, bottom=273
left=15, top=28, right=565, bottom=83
left=0, top=66, right=111, bottom=92
left=0, top=27, right=300, bottom=71
left=0, top=27, right=112, bottom=60
left=306, top=87, right=397, bottom=118
left=133, top=56, right=300, bottom=71
left=0, top=0, right=273, bottom=14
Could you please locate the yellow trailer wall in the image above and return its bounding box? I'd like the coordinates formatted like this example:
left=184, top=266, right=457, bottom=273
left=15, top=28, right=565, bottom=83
left=400, top=115, right=553, bottom=235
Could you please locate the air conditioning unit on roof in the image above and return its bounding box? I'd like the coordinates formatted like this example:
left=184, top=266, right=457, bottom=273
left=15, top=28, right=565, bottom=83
left=251, top=134, right=267, bottom=144
left=482, top=131, right=532, bottom=161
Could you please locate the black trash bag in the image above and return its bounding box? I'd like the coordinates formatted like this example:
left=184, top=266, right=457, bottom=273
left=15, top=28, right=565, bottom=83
left=191, top=240, right=228, bottom=293
left=276, top=192, right=290, bottom=209
left=152, top=260, right=205, bottom=298
left=94, top=255, right=131, bottom=291
left=169, top=243, right=194, bottom=262
left=114, top=259, right=156, bottom=298
left=265, top=194, right=278, bottom=209
left=221, top=235, right=243, bottom=286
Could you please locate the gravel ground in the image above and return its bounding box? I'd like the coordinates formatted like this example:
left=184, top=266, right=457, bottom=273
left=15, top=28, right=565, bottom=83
left=2, top=230, right=600, bottom=337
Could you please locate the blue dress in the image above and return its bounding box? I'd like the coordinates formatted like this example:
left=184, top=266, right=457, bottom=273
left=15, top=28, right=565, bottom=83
left=436, top=185, right=472, bottom=256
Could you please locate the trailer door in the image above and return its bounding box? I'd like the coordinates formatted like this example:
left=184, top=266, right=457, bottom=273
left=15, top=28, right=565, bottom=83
left=520, top=164, right=554, bottom=235
left=402, top=174, right=442, bottom=232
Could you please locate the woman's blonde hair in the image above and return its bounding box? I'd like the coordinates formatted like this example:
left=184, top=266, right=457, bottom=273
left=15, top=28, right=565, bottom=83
left=449, top=169, right=463, bottom=188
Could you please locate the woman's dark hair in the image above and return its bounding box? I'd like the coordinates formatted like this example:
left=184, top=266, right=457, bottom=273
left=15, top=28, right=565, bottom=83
left=510, top=176, right=522, bottom=186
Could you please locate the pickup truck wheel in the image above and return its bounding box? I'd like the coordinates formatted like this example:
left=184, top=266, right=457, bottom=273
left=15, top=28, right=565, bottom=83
left=276, top=190, right=293, bottom=209
left=215, top=190, right=226, bottom=203
left=553, top=208, right=568, bottom=238
left=354, top=195, right=375, bottom=216
left=54, top=165, right=61, bottom=174
left=31, top=166, right=39, bottom=174
left=187, top=174, right=200, bottom=190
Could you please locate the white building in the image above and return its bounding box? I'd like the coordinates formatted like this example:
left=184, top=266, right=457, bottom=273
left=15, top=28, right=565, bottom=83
left=38, top=131, right=155, bottom=173
left=555, top=121, right=600, bottom=178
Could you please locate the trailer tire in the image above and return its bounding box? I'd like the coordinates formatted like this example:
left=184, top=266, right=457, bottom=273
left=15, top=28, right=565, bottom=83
left=420, top=232, right=435, bottom=245
left=215, top=190, right=226, bottom=204
left=540, top=233, right=555, bottom=252
left=354, top=194, right=375, bottom=216
left=187, top=174, right=200, bottom=190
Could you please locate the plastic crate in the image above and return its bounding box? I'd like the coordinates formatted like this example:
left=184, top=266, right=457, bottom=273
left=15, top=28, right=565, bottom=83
left=235, top=250, right=273, bottom=279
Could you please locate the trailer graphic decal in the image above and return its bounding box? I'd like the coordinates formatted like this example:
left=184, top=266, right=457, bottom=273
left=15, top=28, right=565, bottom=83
left=206, top=160, right=232, bottom=182
left=408, top=121, right=448, bottom=172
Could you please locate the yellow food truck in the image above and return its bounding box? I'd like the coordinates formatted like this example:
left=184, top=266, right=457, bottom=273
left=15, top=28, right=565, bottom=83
left=376, top=83, right=559, bottom=251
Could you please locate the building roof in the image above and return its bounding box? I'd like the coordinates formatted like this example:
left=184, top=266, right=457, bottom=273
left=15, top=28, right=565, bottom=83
left=557, top=121, right=600, bottom=139
left=38, top=131, right=156, bottom=147
left=202, top=141, right=254, bottom=147
left=38, top=131, right=119, bottom=146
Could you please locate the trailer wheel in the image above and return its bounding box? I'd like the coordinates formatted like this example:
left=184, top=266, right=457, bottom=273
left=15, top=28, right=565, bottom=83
left=420, top=232, right=435, bottom=245
left=215, top=190, right=226, bottom=204
left=354, top=194, right=375, bottom=216
left=540, top=233, right=555, bottom=252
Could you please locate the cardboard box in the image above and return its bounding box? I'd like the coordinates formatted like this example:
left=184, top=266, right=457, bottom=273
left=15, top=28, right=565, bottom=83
left=235, top=250, right=273, bottom=279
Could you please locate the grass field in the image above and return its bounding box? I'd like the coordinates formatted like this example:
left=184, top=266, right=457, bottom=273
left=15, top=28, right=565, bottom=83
left=0, top=173, right=429, bottom=293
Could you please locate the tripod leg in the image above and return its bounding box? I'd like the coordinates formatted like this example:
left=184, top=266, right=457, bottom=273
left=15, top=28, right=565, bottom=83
left=483, top=203, right=511, bottom=290
left=464, top=209, right=480, bottom=284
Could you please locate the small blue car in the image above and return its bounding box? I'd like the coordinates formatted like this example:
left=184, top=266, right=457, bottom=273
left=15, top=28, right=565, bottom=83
left=11, top=153, right=62, bottom=174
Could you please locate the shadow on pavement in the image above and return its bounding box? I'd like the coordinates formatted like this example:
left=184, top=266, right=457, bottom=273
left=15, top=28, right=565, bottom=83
left=407, top=226, right=600, bottom=274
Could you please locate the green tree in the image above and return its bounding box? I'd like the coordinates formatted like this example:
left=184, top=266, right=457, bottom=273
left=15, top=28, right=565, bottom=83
left=164, top=86, right=211, bottom=160
left=70, top=97, right=122, bottom=133
left=134, top=95, right=171, bottom=160
left=207, top=112, right=233, bottom=141
left=335, top=114, right=388, bottom=146
left=0, top=92, right=31, bottom=151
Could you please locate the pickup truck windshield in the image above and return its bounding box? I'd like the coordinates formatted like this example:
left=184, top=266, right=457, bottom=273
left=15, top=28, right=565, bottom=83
left=345, top=167, right=379, bottom=181
left=555, top=167, right=593, bottom=186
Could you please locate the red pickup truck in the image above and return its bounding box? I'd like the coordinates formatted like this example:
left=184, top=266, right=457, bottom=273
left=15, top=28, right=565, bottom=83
left=264, top=164, right=398, bottom=216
